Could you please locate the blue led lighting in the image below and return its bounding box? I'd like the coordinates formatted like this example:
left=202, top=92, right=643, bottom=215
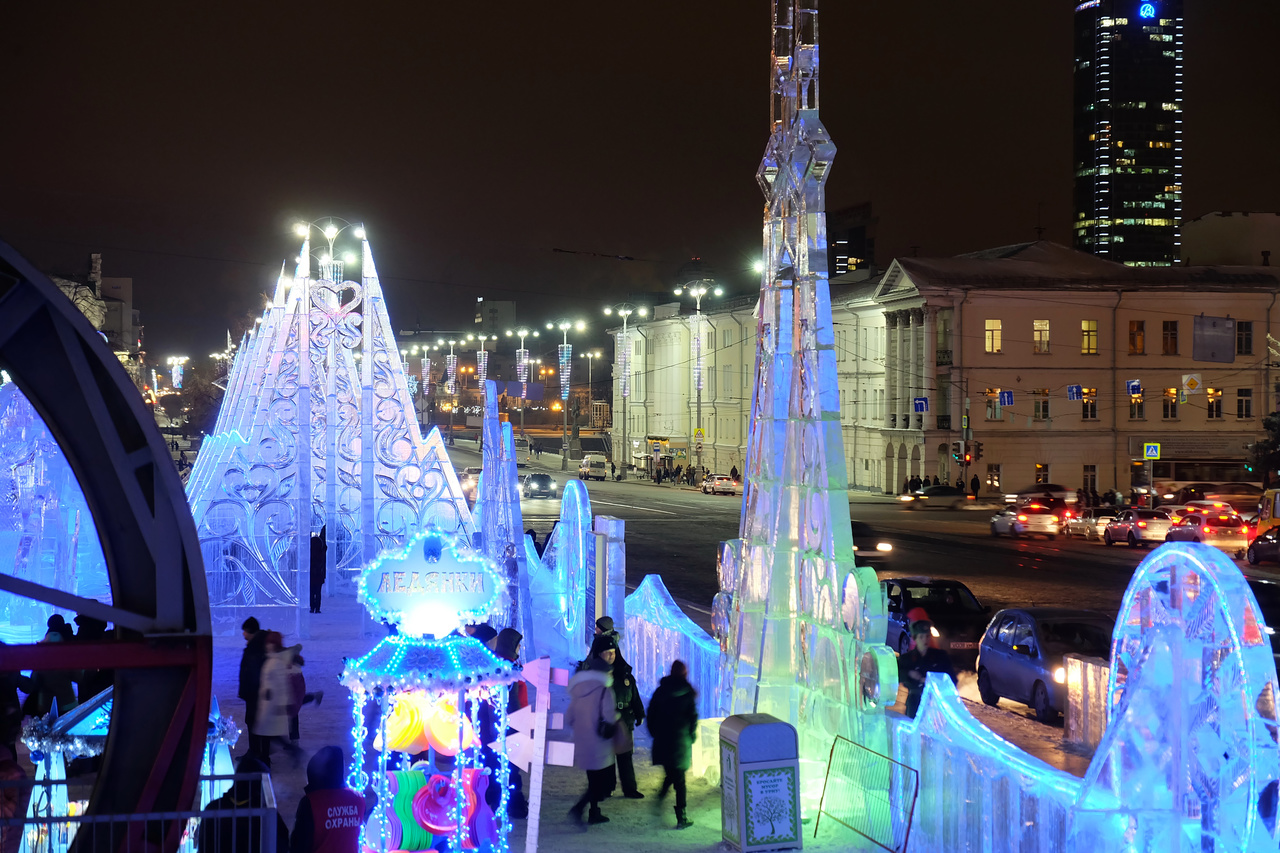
left=1139, top=2, right=1157, bottom=18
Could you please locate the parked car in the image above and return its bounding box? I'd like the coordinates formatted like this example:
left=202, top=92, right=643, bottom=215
left=990, top=505, right=1060, bottom=539
left=701, top=474, right=738, bottom=495
left=851, top=521, right=894, bottom=569
left=976, top=608, right=1114, bottom=723
left=882, top=577, right=990, bottom=668
left=900, top=484, right=972, bottom=510
left=522, top=473, right=558, bottom=499
left=1065, top=507, right=1117, bottom=540
left=1004, top=484, right=1076, bottom=505
left=1103, top=508, right=1171, bottom=547
left=1247, top=528, right=1280, bottom=566
left=1164, top=509, right=1248, bottom=557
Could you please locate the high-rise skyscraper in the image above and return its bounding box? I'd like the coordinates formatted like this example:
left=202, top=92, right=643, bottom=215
left=1073, top=0, right=1184, bottom=266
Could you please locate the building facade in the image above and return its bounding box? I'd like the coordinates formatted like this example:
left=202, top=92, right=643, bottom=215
left=614, top=242, right=1278, bottom=496
left=1073, top=0, right=1184, bottom=266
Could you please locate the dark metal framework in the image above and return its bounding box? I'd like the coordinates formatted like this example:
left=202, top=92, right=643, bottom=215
left=0, top=239, right=211, bottom=851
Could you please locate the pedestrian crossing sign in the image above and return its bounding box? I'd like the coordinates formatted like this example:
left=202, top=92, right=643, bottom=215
left=1143, top=443, right=1161, bottom=460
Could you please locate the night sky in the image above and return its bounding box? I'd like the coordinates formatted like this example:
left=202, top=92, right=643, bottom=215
left=2, top=2, right=1277, bottom=363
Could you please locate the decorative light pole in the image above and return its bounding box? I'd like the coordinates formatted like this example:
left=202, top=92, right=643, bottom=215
left=293, top=219, right=366, bottom=282
left=673, top=282, right=722, bottom=478
left=583, top=348, right=601, bottom=427
left=505, top=327, right=540, bottom=454
left=467, top=333, right=497, bottom=402
left=547, top=318, right=586, bottom=470
left=445, top=339, right=458, bottom=445
left=604, top=303, right=646, bottom=479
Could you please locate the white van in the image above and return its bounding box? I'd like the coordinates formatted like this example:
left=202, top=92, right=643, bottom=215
left=578, top=453, right=609, bottom=481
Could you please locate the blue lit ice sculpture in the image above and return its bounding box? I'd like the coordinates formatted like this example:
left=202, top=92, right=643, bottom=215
left=523, top=480, right=594, bottom=666
left=475, top=381, right=527, bottom=639
left=718, top=0, right=894, bottom=812
left=0, top=381, right=111, bottom=643
left=1071, top=542, right=1280, bottom=851
left=187, top=235, right=475, bottom=635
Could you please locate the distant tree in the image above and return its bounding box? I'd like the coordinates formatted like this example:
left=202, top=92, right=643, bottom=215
left=1251, top=412, right=1280, bottom=488
left=180, top=362, right=224, bottom=437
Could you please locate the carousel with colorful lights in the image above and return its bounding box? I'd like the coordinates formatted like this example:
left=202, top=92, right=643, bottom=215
left=343, top=527, right=521, bottom=853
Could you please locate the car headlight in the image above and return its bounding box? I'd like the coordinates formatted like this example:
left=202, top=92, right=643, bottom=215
left=1053, top=666, right=1066, bottom=684
left=876, top=542, right=893, bottom=552
left=899, top=494, right=915, bottom=502
left=930, top=626, right=940, bottom=638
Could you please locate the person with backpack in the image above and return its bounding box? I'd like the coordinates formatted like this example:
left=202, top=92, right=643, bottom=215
left=646, top=660, right=698, bottom=830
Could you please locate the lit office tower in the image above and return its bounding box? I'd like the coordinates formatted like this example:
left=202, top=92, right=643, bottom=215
left=1073, top=0, right=1183, bottom=266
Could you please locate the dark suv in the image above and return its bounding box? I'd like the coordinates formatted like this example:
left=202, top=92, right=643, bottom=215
left=522, top=473, right=558, bottom=499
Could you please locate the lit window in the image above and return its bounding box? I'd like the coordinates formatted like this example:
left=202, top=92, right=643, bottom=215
left=1082, top=320, right=1098, bottom=355
left=1035, top=463, right=1051, bottom=485
left=1033, top=391, right=1050, bottom=421
left=1207, top=388, right=1222, bottom=419
left=1129, top=320, right=1145, bottom=355
left=1081, top=388, right=1098, bottom=420
left=1033, top=320, right=1050, bottom=354
left=1130, top=393, right=1145, bottom=420
left=1162, top=388, right=1178, bottom=419
left=985, top=388, right=1002, bottom=420
left=985, top=320, right=1002, bottom=354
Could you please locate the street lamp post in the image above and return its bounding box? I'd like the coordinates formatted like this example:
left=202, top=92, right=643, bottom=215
left=547, top=318, right=586, bottom=471
left=505, top=327, right=540, bottom=460
left=604, top=303, right=647, bottom=479
left=445, top=339, right=458, bottom=445
left=674, top=282, right=722, bottom=479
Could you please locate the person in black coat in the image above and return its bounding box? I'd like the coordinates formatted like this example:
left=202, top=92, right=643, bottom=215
left=607, top=637, right=646, bottom=799
left=238, top=617, right=268, bottom=758
left=198, top=754, right=289, bottom=853
left=309, top=527, right=327, bottom=614
left=646, top=660, right=698, bottom=830
left=897, top=620, right=957, bottom=718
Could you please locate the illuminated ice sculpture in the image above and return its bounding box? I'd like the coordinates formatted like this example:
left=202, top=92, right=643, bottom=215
left=344, top=527, right=519, bottom=853
left=186, top=230, right=474, bottom=634
left=717, top=0, right=896, bottom=811
left=0, top=380, right=112, bottom=644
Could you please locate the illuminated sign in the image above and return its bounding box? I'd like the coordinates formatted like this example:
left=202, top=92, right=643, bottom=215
left=1139, top=2, right=1156, bottom=17
left=358, top=527, right=503, bottom=636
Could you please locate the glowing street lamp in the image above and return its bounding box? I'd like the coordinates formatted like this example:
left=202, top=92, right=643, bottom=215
left=604, top=303, right=646, bottom=479
left=466, top=333, right=497, bottom=401
left=546, top=318, right=586, bottom=470
left=292, top=218, right=367, bottom=282
left=674, top=281, right=722, bottom=478
left=504, top=327, right=540, bottom=451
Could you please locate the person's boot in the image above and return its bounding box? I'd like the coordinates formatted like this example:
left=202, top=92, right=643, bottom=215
left=674, top=807, right=693, bottom=829
left=588, top=805, right=610, bottom=825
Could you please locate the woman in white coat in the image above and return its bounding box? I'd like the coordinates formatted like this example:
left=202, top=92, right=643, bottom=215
left=253, top=631, right=303, bottom=768
left=564, top=634, right=621, bottom=826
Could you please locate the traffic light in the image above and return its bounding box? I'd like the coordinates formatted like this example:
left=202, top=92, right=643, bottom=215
left=951, top=441, right=962, bottom=462
left=964, top=450, right=973, bottom=465
left=972, top=441, right=984, bottom=462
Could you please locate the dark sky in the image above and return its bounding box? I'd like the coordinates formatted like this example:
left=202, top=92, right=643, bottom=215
left=2, top=2, right=1277, bottom=363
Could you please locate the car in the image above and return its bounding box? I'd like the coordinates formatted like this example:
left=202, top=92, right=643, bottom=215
left=990, top=505, right=1060, bottom=539
left=851, top=521, right=894, bottom=568
left=1103, top=508, right=1171, bottom=548
left=1004, top=484, right=1076, bottom=505
left=1164, top=509, right=1248, bottom=556
left=1065, top=507, right=1117, bottom=540
left=701, top=474, right=738, bottom=495
left=459, top=466, right=483, bottom=504
left=522, top=473, right=558, bottom=499
left=1247, top=528, right=1280, bottom=565
left=976, top=607, right=1114, bottom=723
left=882, top=577, right=991, bottom=668
left=578, top=453, right=608, bottom=481
left=900, top=484, right=972, bottom=509
left=1163, top=482, right=1219, bottom=505
left=1246, top=577, right=1280, bottom=667
left=1203, top=483, right=1264, bottom=513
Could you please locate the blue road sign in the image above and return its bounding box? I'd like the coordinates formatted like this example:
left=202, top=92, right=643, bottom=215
left=998, top=390, right=1014, bottom=407
left=1126, top=379, right=1142, bottom=396
left=913, top=396, right=929, bottom=413
left=1067, top=384, right=1083, bottom=401
left=1143, top=442, right=1161, bottom=460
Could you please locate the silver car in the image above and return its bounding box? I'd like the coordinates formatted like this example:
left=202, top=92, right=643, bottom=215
left=1164, top=510, right=1248, bottom=557
left=1066, top=507, right=1117, bottom=540
left=990, top=505, right=1060, bottom=539
left=976, top=608, right=1114, bottom=723
left=1103, top=508, right=1171, bottom=548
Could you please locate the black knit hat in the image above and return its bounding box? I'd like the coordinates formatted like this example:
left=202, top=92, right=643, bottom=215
left=590, top=632, right=619, bottom=659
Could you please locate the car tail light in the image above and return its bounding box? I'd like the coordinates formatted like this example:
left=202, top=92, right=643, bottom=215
left=1017, top=515, right=1028, bottom=522
left=1137, top=521, right=1147, bottom=528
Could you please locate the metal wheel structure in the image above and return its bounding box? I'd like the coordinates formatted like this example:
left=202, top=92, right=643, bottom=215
left=0, top=240, right=211, bottom=850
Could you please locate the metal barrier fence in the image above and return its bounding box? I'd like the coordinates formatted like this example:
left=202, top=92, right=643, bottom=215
left=814, top=736, right=917, bottom=851
left=1063, top=653, right=1110, bottom=750
left=1, top=773, right=277, bottom=853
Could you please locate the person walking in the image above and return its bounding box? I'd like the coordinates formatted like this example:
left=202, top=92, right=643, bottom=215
left=239, top=617, right=269, bottom=759
left=565, top=635, right=621, bottom=826
left=610, top=462, right=616, bottom=480
left=19, top=631, right=77, bottom=718
left=646, top=660, right=698, bottom=830
left=286, top=645, right=323, bottom=747
left=290, top=746, right=364, bottom=853
left=970, top=474, right=981, bottom=499
left=729, top=465, right=739, bottom=482
left=897, top=620, right=957, bottom=718
left=254, top=632, right=304, bottom=768
left=309, top=527, right=327, bottom=614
